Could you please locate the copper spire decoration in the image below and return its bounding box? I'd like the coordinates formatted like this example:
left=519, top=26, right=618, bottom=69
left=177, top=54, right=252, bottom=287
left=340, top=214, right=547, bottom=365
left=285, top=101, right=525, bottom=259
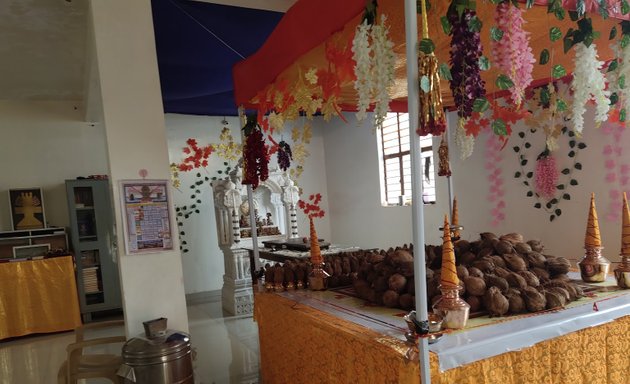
left=433, top=214, right=469, bottom=329
left=579, top=193, right=611, bottom=282
left=298, top=193, right=328, bottom=290
left=440, top=215, right=459, bottom=288
left=584, top=193, right=602, bottom=248
left=614, top=192, right=630, bottom=288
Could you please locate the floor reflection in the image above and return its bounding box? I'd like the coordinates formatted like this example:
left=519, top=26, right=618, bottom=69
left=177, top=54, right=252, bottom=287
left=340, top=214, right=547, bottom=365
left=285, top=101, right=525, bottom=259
left=0, top=301, right=259, bottom=384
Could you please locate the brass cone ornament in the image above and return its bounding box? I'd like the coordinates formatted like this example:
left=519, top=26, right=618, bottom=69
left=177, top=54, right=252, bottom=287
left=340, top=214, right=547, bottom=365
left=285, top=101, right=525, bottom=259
left=614, top=192, right=630, bottom=288
left=308, top=217, right=328, bottom=290
left=579, top=193, right=611, bottom=282
left=585, top=193, right=602, bottom=248
left=309, top=217, right=322, bottom=264
left=440, top=215, right=459, bottom=288
left=433, top=215, right=469, bottom=329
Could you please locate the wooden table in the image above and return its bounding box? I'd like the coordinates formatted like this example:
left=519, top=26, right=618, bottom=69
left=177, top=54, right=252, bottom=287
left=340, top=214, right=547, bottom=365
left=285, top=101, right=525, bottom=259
left=254, top=290, right=630, bottom=384
left=0, top=256, right=82, bottom=340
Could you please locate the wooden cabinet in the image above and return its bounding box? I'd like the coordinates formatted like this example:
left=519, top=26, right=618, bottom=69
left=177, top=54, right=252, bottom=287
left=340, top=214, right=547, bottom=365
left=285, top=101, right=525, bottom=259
left=66, top=179, right=121, bottom=322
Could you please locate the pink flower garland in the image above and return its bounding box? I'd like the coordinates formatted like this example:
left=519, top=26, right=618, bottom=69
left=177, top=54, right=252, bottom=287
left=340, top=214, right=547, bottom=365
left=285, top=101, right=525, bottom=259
left=491, top=2, right=535, bottom=106
left=534, top=152, right=559, bottom=200
left=485, top=130, right=506, bottom=227
left=601, top=120, right=629, bottom=222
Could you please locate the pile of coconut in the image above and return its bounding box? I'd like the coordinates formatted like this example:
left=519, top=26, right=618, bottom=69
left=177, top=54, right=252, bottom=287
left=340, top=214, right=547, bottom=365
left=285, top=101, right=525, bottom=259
left=352, top=233, right=582, bottom=315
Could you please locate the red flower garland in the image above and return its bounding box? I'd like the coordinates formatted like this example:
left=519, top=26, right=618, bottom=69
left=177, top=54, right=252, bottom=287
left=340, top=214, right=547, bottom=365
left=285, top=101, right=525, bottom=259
left=177, top=138, right=213, bottom=172
left=298, top=193, right=325, bottom=219
left=242, top=117, right=269, bottom=189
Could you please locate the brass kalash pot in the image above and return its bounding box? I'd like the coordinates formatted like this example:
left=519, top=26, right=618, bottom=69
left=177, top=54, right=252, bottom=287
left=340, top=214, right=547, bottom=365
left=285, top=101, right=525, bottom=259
left=578, top=194, right=611, bottom=283
left=614, top=193, right=630, bottom=288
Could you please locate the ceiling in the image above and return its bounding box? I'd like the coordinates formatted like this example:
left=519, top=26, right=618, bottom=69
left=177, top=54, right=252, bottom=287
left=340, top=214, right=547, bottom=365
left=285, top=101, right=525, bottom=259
left=0, top=0, right=87, bottom=100
left=0, top=0, right=293, bottom=115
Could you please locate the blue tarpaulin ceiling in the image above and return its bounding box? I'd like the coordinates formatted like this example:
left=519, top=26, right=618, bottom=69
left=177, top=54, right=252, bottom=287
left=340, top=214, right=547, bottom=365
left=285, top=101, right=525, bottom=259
left=151, top=0, right=283, bottom=116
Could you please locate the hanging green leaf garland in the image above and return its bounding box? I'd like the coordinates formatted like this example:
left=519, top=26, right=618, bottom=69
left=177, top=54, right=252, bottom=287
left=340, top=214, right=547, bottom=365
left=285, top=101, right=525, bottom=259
left=512, top=126, right=587, bottom=222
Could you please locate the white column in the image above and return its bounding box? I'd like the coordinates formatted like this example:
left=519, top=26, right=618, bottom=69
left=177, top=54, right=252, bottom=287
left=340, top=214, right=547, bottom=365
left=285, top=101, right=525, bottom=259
left=88, top=0, right=188, bottom=336
left=282, top=178, right=300, bottom=239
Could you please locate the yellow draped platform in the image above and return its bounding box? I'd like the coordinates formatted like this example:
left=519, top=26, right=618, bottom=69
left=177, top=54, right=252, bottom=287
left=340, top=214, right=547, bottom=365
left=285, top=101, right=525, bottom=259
left=255, top=292, right=630, bottom=384
left=0, top=256, right=82, bottom=340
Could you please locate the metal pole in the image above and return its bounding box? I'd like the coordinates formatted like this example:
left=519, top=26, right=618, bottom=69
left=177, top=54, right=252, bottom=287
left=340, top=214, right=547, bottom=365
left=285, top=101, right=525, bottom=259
left=445, top=114, right=454, bottom=215
left=404, top=0, right=431, bottom=383
left=247, top=185, right=261, bottom=272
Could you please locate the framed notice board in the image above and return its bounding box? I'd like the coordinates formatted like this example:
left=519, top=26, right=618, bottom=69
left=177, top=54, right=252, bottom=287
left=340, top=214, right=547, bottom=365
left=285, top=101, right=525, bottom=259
left=119, top=180, right=174, bottom=255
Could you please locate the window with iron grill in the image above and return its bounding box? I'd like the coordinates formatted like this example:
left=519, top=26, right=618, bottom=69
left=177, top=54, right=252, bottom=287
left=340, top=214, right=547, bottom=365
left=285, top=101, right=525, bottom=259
left=378, top=112, right=436, bottom=206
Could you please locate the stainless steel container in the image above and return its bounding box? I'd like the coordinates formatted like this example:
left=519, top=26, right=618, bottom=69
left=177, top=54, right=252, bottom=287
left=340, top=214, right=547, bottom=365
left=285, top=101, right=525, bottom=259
left=118, top=330, right=193, bottom=384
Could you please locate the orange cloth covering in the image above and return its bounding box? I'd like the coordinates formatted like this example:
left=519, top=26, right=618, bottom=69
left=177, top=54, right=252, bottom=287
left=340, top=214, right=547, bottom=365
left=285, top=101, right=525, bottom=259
left=441, top=215, right=459, bottom=288
left=585, top=193, right=602, bottom=248
left=0, top=256, right=82, bottom=340
left=234, top=0, right=623, bottom=111
left=255, top=292, right=630, bottom=384
left=622, top=192, right=630, bottom=256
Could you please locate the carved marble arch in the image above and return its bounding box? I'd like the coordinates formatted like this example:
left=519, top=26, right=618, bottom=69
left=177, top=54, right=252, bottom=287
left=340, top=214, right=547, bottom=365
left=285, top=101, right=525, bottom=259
left=212, top=168, right=296, bottom=247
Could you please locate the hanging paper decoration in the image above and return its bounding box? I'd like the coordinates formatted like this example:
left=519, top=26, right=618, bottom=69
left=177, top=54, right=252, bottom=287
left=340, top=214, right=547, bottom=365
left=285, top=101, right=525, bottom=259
left=455, top=119, right=475, bottom=159
left=448, top=8, right=486, bottom=120
left=486, top=131, right=506, bottom=227
left=277, top=140, right=293, bottom=172
left=372, top=15, right=395, bottom=129
left=490, top=2, right=535, bottom=107
left=437, top=135, right=451, bottom=177
left=214, top=126, right=242, bottom=162
left=351, top=2, right=395, bottom=129
left=600, top=117, right=629, bottom=222
left=177, top=138, right=214, bottom=172
left=571, top=42, right=610, bottom=134
left=534, top=148, right=560, bottom=200
left=242, top=115, right=269, bottom=189
left=417, top=0, right=446, bottom=137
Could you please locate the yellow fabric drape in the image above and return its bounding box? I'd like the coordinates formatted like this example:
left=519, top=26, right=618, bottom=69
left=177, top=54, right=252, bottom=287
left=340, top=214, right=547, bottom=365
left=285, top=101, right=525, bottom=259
left=255, top=292, right=630, bottom=384
left=0, top=256, right=82, bottom=340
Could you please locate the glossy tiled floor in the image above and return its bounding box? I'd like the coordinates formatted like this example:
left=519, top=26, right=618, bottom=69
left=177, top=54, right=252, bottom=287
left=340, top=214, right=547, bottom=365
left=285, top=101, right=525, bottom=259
left=0, top=302, right=260, bottom=384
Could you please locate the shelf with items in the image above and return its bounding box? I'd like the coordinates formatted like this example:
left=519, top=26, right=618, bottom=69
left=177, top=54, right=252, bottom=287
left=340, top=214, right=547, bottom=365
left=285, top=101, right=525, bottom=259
left=0, top=227, right=68, bottom=260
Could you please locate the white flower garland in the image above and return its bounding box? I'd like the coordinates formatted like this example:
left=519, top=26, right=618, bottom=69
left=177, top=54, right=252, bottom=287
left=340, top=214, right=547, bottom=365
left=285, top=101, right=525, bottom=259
left=371, top=15, right=395, bottom=129
left=570, top=43, right=610, bottom=134
left=455, top=119, right=474, bottom=159
left=352, top=20, right=372, bottom=122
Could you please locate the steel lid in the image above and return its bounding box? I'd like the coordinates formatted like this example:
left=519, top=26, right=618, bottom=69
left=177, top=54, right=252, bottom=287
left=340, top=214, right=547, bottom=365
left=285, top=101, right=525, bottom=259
left=122, top=330, right=191, bottom=364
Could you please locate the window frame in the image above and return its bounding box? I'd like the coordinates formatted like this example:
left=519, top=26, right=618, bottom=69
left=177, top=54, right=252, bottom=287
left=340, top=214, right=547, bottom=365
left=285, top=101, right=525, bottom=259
left=377, top=112, right=436, bottom=207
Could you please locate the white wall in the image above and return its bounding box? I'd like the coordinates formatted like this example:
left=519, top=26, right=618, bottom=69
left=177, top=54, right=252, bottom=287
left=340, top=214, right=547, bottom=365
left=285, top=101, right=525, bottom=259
left=0, top=100, right=109, bottom=231
left=166, top=114, right=330, bottom=294
left=322, top=113, right=450, bottom=249
left=451, top=108, right=628, bottom=265
left=323, top=110, right=629, bottom=265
